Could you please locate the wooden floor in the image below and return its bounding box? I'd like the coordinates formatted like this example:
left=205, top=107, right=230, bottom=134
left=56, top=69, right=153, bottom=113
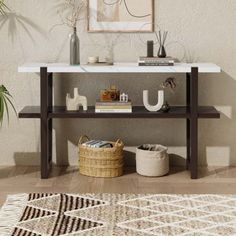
left=0, top=166, right=236, bottom=206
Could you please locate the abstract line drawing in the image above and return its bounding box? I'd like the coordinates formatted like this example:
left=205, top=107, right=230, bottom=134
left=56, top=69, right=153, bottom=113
left=103, top=0, right=151, bottom=18
left=88, top=0, right=154, bottom=32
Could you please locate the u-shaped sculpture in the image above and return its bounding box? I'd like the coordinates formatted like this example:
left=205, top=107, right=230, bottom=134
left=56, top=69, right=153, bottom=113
left=143, top=90, right=164, bottom=112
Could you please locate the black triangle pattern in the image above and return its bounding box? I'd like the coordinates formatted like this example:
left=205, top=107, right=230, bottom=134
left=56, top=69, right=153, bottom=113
left=20, top=206, right=56, bottom=222
left=51, top=214, right=103, bottom=236
left=11, top=227, right=41, bottom=236
left=28, top=193, right=57, bottom=201
left=59, top=194, right=106, bottom=213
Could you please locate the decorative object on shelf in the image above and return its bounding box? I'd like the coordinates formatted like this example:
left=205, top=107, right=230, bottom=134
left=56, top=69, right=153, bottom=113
left=136, top=144, right=169, bottom=177
left=66, top=88, right=87, bottom=111
left=51, top=0, right=87, bottom=65
left=143, top=90, right=164, bottom=112
left=105, top=57, right=114, bottom=66
left=138, top=56, right=178, bottom=66
left=147, top=40, right=154, bottom=57
left=100, top=85, right=120, bottom=102
left=160, top=77, right=177, bottom=112
left=95, top=100, right=132, bottom=113
left=70, top=27, right=80, bottom=65
left=161, top=101, right=170, bottom=113
left=88, top=0, right=154, bottom=32
left=105, top=46, right=114, bottom=65
left=87, top=56, right=114, bottom=66
left=156, top=30, right=168, bottom=58
left=160, top=77, right=177, bottom=92
left=120, top=93, right=129, bottom=103
left=78, top=135, right=124, bottom=178
left=0, top=85, right=17, bottom=125
left=87, top=61, right=114, bottom=66
left=88, top=56, right=99, bottom=64
left=52, top=0, right=87, bottom=29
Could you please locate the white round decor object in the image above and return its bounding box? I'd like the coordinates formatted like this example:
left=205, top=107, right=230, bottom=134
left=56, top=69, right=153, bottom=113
left=88, top=56, right=99, bottom=64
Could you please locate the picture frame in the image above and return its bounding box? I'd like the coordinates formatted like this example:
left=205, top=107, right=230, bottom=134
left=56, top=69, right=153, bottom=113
left=87, top=0, right=154, bottom=32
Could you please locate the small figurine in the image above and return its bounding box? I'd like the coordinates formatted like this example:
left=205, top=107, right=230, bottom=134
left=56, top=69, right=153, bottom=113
left=143, top=90, right=164, bottom=112
left=66, top=88, right=88, bottom=111
left=120, top=93, right=129, bottom=103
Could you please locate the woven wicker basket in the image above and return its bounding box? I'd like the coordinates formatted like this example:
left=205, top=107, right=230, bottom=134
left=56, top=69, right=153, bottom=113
left=78, top=135, right=124, bottom=178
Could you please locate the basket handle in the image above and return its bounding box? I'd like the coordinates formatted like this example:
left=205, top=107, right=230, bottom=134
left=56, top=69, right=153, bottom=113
left=78, top=135, right=90, bottom=145
left=115, top=139, right=124, bottom=147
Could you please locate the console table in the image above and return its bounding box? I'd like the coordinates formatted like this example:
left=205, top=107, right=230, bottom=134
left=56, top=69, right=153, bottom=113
left=18, top=63, right=221, bottom=179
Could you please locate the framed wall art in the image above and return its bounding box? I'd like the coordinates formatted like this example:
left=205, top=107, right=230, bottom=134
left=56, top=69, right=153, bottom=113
left=88, top=0, right=154, bottom=32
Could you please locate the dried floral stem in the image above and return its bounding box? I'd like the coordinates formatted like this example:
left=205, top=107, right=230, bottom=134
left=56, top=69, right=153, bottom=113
left=156, top=30, right=168, bottom=46
left=160, top=77, right=176, bottom=94
left=51, top=0, right=87, bottom=31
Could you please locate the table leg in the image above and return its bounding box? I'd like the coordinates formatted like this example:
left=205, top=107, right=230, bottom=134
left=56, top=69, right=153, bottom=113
left=40, top=67, right=52, bottom=179
left=186, top=73, right=190, bottom=170
left=48, top=73, right=53, bottom=167
left=190, top=67, right=198, bottom=179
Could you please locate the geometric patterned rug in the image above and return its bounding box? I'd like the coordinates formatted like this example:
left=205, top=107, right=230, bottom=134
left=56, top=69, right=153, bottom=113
left=1, top=194, right=236, bottom=236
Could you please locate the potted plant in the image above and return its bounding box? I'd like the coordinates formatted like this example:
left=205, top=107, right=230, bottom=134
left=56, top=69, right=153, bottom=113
left=0, top=0, right=16, bottom=125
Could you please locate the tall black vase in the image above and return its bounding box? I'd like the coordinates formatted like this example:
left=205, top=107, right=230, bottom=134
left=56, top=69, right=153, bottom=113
left=70, top=27, right=80, bottom=65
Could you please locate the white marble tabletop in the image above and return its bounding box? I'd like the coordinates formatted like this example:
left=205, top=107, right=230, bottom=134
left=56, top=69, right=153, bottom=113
left=18, top=62, right=221, bottom=73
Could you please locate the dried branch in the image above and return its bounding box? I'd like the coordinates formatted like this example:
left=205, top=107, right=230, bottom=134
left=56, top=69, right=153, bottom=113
left=51, top=0, right=87, bottom=31
left=156, top=30, right=168, bottom=46
left=160, top=77, right=177, bottom=93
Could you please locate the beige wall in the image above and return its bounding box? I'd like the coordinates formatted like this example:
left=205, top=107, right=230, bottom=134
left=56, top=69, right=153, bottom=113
left=0, top=0, right=235, bottom=166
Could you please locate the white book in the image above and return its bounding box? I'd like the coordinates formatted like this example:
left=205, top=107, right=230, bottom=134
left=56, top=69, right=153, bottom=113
left=95, top=109, right=132, bottom=113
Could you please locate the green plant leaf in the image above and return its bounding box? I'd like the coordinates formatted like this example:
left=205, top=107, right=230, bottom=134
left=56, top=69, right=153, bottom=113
left=0, top=0, right=10, bottom=15
left=0, top=85, right=17, bottom=126
left=2, top=95, right=9, bottom=123
left=3, top=93, right=17, bottom=116
left=0, top=94, right=4, bottom=126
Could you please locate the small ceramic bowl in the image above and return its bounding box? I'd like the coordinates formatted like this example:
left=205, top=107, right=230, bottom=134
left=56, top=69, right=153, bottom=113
left=88, top=56, right=99, bottom=64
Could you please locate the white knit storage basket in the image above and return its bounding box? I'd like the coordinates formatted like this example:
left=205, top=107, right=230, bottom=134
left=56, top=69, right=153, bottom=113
left=136, top=145, right=169, bottom=177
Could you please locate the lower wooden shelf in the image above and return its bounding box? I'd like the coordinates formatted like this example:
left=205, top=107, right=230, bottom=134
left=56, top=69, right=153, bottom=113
left=19, top=106, right=221, bottom=119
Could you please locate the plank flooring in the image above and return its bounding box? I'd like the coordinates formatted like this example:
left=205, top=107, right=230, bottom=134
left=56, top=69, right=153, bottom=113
left=1, top=166, right=236, bottom=206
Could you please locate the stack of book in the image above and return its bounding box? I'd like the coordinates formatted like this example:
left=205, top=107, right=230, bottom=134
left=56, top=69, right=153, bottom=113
left=95, top=100, right=132, bottom=113
left=82, top=140, right=113, bottom=148
left=138, top=57, right=178, bottom=66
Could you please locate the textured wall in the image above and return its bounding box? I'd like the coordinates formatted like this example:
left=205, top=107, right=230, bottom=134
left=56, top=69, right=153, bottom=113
left=0, top=0, right=235, bottom=166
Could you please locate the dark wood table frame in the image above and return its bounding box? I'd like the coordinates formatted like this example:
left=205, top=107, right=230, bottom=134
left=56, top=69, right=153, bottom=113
left=19, top=67, right=220, bottom=179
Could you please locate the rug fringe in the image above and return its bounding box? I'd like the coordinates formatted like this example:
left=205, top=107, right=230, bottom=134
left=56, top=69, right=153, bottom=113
left=0, top=194, right=28, bottom=236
